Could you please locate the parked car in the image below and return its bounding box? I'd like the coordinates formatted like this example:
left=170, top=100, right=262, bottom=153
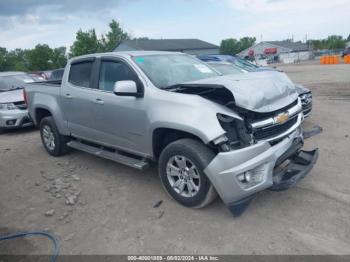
left=197, top=54, right=275, bottom=72
left=0, top=72, right=34, bottom=133
left=28, top=73, right=46, bottom=82
left=204, top=59, right=313, bottom=118
left=25, top=51, right=318, bottom=216
left=342, top=47, right=350, bottom=57
left=207, top=61, right=247, bottom=75
left=30, top=70, right=52, bottom=80
left=48, top=68, right=64, bottom=81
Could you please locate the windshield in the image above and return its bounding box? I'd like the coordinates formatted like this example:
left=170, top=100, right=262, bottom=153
left=133, top=54, right=219, bottom=88
left=208, top=63, right=246, bottom=75
left=0, top=74, right=35, bottom=91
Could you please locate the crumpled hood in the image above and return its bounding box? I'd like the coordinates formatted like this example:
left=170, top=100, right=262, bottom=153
left=187, top=71, right=298, bottom=112
left=0, top=89, right=24, bottom=103
left=294, top=83, right=310, bottom=95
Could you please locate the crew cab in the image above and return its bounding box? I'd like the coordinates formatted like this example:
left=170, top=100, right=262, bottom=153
left=25, top=51, right=319, bottom=216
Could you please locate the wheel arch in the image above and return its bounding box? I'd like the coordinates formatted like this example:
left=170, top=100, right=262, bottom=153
left=152, top=127, right=210, bottom=160
left=34, top=107, right=52, bottom=126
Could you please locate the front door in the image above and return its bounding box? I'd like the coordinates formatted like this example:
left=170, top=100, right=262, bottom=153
left=91, top=58, right=148, bottom=155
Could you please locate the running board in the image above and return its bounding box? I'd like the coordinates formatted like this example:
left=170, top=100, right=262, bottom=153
left=67, top=141, right=149, bottom=170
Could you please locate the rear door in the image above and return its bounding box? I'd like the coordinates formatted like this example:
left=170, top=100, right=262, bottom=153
left=60, top=58, right=100, bottom=140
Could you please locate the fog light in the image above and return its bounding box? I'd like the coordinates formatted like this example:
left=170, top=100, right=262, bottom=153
left=237, top=174, right=245, bottom=182
left=236, top=165, right=266, bottom=189
left=6, top=120, right=16, bottom=126
left=244, top=171, right=252, bottom=182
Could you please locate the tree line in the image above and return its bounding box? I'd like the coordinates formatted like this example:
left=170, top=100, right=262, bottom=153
left=308, top=35, right=350, bottom=50
left=0, top=18, right=349, bottom=72
left=0, top=20, right=129, bottom=72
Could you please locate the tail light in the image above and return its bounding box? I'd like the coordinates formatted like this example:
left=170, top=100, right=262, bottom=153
left=23, top=89, right=28, bottom=106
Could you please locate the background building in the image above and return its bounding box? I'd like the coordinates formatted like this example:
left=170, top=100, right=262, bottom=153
left=238, top=40, right=312, bottom=63
left=114, top=39, right=219, bottom=56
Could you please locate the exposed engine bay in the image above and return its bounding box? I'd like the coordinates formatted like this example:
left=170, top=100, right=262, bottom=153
left=166, top=83, right=302, bottom=152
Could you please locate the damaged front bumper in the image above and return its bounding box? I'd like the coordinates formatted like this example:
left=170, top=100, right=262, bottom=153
left=0, top=109, right=33, bottom=129
left=204, top=129, right=318, bottom=216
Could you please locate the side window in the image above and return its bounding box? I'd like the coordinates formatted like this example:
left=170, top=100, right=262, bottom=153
left=68, top=62, right=93, bottom=88
left=99, top=61, right=136, bottom=92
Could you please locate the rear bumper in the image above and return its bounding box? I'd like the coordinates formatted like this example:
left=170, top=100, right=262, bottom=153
left=0, top=109, right=33, bottom=129
left=204, top=129, right=318, bottom=216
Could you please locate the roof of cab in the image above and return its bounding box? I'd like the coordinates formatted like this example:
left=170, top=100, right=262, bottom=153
left=68, top=51, right=184, bottom=63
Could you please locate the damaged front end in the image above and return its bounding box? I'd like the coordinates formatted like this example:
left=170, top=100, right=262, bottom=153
left=164, top=83, right=254, bottom=151
left=166, top=82, right=320, bottom=217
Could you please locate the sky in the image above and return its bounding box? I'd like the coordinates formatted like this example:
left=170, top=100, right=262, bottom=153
left=0, top=0, right=349, bottom=50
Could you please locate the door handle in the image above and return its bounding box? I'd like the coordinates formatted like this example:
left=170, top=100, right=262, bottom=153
left=65, top=94, right=73, bottom=99
left=94, top=98, right=104, bottom=105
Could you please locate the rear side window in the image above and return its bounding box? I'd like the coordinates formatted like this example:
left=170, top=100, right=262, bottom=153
left=99, top=61, right=137, bottom=91
left=68, top=62, right=93, bottom=88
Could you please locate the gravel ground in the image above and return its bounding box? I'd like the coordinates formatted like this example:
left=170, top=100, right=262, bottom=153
left=0, top=62, right=350, bottom=255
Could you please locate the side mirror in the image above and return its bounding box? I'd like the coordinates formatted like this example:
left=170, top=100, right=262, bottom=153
left=113, top=80, right=143, bottom=97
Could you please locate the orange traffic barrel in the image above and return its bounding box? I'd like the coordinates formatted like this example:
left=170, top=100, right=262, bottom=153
left=345, top=55, right=350, bottom=64
left=320, top=56, right=325, bottom=64
left=324, top=56, right=330, bottom=64
left=334, top=56, right=340, bottom=64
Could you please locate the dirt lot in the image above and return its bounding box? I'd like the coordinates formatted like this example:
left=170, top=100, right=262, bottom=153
left=1, top=62, right=350, bottom=255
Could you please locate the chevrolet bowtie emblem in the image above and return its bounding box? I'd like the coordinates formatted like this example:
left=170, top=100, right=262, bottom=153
left=275, top=112, right=289, bottom=124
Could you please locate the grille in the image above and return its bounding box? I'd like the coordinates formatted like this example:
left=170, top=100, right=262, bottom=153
left=235, top=100, right=298, bottom=121
left=253, top=116, right=298, bottom=140
left=13, top=101, right=27, bottom=110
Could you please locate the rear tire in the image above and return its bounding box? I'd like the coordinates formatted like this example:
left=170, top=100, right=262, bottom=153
left=40, top=116, right=70, bottom=156
left=0, top=128, right=5, bottom=134
left=158, top=138, right=217, bottom=208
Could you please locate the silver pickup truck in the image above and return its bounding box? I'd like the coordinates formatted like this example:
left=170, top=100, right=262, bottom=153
left=25, top=51, right=318, bottom=216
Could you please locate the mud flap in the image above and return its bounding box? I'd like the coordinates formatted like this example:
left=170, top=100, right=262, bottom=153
left=270, top=149, right=319, bottom=191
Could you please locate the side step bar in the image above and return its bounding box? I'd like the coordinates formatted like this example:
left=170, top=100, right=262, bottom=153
left=67, top=141, right=149, bottom=170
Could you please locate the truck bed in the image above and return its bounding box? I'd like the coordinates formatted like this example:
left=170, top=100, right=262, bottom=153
left=28, top=80, right=62, bottom=86
left=25, top=80, right=62, bottom=124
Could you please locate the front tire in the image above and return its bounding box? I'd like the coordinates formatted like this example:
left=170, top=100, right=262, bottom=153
left=40, top=116, right=70, bottom=156
left=158, top=138, right=217, bottom=208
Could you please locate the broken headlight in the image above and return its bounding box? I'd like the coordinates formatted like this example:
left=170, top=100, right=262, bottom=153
left=299, top=93, right=312, bottom=106
left=0, top=103, right=17, bottom=111
left=216, top=114, right=254, bottom=151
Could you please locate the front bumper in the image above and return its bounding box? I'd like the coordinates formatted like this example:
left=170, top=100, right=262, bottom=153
left=204, top=129, right=318, bottom=216
left=270, top=149, right=318, bottom=191
left=0, top=109, right=33, bottom=129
